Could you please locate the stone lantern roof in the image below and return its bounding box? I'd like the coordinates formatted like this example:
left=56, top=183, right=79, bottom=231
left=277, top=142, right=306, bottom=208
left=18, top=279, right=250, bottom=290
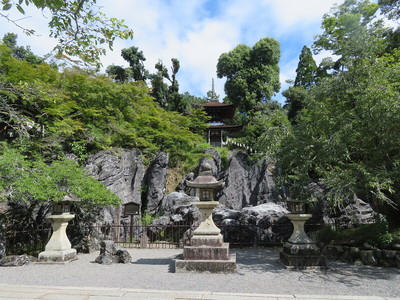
left=186, top=163, right=224, bottom=189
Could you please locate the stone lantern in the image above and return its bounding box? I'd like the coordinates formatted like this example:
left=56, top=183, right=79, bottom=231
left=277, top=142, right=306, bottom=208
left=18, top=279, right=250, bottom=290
left=175, top=163, right=236, bottom=273
left=280, top=199, right=326, bottom=269
left=38, top=195, right=78, bottom=262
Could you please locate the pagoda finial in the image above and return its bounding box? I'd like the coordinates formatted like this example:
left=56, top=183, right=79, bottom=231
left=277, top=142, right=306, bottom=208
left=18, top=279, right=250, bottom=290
left=211, top=78, right=216, bottom=101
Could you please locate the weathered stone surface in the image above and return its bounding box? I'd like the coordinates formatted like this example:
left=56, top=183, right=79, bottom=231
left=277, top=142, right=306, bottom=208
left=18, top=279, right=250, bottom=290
left=86, top=148, right=144, bottom=227
left=360, top=250, right=378, bottom=266
left=115, top=249, right=132, bottom=264
left=143, top=152, right=169, bottom=214
left=339, top=195, right=375, bottom=225
left=213, top=203, right=291, bottom=244
left=95, top=240, right=131, bottom=264
left=201, top=148, right=221, bottom=177
left=0, top=254, right=37, bottom=267
left=86, top=149, right=144, bottom=204
left=158, top=192, right=199, bottom=220
left=218, top=152, right=280, bottom=209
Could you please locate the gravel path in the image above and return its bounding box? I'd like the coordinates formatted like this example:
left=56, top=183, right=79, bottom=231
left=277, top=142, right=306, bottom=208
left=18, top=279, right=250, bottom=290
left=0, top=248, right=399, bottom=297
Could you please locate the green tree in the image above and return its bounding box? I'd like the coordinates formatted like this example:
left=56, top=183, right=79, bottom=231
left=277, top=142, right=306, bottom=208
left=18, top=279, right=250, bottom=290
left=149, top=58, right=186, bottom=112
left=1, top=0, right=133, bottom=66
left=283, top=46, right=318, bottom=124
left=105, top=64, right=129, bottom=83
left=313, top=0, right=385, bottom=70
left=121, top=46, right=149, bottom=81
left=216, top=37, right=281, bottom=114
left=294, top=46, right=317, bottom=88
left=2, top=33, right=44, bottom=64
left=278, top=0, right=400, bottom=225
left=0, top=144, right=120, bottom=206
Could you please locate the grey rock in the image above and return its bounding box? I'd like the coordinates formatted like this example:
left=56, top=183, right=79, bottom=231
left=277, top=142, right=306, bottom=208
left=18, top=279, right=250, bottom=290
left=86, top=149, right=144, bottom=224
left=201, top=148, right=221, bottom=177
left=158, top=192, right=201, bottom=223
left=86, top=149, right=144, bottom=204
left=95, top=240, right=131, bottom=264
left=115, top=249, right=132, bottom=264
left=360, top=250, right=378, bottom=266
left=0, top=254, right=37, bottom=267
left=143, top=152, right=169, bottom=214
left=218, top=152, right=280, bottom=210
left=340, top=195, right=375, bottom=225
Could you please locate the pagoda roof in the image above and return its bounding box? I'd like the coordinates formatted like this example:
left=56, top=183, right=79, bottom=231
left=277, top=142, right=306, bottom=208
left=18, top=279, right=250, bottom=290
left=207, top=124, right=243, bottom=131
left=200, top=100, right=235, bottom=108
left=200, top=100, right=236, bottom=121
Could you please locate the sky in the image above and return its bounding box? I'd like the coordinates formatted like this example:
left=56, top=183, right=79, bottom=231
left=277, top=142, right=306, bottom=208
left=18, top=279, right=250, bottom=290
left=0, top=0, right=345, bottom=103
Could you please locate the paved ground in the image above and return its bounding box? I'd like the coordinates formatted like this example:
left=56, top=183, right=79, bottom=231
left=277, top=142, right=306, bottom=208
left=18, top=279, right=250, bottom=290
left=0, top=248, right=399, bottom=300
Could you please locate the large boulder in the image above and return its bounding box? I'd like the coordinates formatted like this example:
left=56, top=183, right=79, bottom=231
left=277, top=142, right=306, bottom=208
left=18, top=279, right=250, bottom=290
left=95, top=240, right=131, bottom=264
left=218, top=152, right=281, bottom=210
left=143, top=152, right=169, bottom=214
left=213, top=203, right=291, bottom=244
left=158, top=192, right=200, bottom=223
left=339, top=195, right=375, bottom=226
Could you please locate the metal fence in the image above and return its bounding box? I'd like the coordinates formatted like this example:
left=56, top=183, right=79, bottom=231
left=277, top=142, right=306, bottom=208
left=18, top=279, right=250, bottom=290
left=0, top=221, right=323, bottom=256
left=2, top=227, right=51, bottom=256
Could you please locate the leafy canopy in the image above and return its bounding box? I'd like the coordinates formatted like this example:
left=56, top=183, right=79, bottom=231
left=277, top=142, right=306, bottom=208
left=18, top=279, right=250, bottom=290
left=1, top=0, right=134, bottom=66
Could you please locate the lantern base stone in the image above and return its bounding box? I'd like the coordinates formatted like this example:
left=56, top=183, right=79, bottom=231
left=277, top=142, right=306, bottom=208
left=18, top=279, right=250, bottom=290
left=38, top=249, right=77, bottom=263
left=183, top=242, right=231, bottom=260
left=175, top=253, right=236, bottom=273
left=280, top=250, right=326, bottom=269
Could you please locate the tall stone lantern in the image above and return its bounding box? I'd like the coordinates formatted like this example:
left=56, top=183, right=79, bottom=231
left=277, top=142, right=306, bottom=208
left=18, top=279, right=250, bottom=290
left=280, top=199, right=326, bottom=269
left=38, top=195, right=78, bottom=262
left=175, top=163, right=236, bottom=273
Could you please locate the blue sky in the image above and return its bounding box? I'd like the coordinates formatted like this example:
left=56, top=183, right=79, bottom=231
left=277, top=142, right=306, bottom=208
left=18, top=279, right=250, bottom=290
left=0, top=0, right=344, bottom=103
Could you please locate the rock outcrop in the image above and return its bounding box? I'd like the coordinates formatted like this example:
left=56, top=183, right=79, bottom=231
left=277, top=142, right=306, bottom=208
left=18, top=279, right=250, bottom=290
left=143, top=152, right=169, bottom=214
left=218, top=152, right=281, bottom=210
left=85, top=149, right=144, bottom=219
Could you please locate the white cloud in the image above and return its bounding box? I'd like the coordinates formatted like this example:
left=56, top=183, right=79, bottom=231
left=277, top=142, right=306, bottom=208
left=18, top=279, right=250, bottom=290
left=0, top=0, right=345, bottom=102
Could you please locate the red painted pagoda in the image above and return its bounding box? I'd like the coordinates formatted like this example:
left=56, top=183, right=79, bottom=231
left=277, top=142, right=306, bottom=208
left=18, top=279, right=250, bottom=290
left=200, top=80, right=242, bottom=147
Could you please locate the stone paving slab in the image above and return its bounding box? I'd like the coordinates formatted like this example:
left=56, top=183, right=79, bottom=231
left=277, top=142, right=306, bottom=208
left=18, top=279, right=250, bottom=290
left=0, top=285, right=399, bottom=300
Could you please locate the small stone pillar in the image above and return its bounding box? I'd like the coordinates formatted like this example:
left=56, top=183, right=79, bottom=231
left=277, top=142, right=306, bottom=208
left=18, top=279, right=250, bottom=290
left=175, top=163, right=236, bottom=273
left=280, top=200, right=326, bottom=269
left=38, top=198, right=77, bottom=262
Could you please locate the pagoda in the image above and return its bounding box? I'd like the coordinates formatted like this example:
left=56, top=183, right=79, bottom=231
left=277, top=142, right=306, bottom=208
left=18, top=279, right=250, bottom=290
left=200, top=80, right=242, bottom=147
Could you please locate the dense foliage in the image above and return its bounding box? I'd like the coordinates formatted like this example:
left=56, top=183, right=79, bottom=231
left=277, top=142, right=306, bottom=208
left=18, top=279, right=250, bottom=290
left=217, top=37, right=281, bottom=114
left=280, top=0, right=400, bottom=226
left=0, top=39, right=208, bottom=207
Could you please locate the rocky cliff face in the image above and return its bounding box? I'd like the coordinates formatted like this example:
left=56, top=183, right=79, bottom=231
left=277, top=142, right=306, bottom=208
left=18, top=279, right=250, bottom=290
left=84, top=148, right=375, bottom=231
left=218, top=151, right=281, bottom=210
left=85, top=148, right=145, bottom=224
left=142, top=152, right=168, bottom=214
left=86, top=148, right=144, bottom=205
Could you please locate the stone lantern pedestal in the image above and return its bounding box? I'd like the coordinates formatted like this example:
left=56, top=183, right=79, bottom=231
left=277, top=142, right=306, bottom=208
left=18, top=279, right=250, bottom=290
left=280, top=214, right=326, bottom=269
left=38, top=213, right=77, bottom=262
left=175, top=163, right=236, bottom=273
